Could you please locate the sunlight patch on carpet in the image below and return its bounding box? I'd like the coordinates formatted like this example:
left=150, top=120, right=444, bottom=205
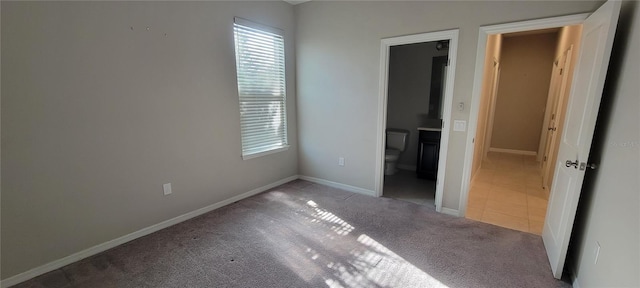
left=304, top=200, right=448, bottom=288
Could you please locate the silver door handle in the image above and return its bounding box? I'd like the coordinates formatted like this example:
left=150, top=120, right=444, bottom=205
left=565, top=159, right=579, bottom=169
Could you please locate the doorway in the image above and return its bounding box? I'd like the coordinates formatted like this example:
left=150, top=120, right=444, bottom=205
left=461, top=14, right=587, bottom=227
left=382, top=41, right=449, bottom=207
left=464, top=28, right=582, bottom=235
left=462, top=1, right=620, bottom=278
left=375, top=30, right=459, bottom=214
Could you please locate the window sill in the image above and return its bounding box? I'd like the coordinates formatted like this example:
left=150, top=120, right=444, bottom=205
left=242, top=145, right=290, bottom=160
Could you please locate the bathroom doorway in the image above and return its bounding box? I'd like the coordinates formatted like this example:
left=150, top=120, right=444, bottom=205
left=375, top=30, right=459, bottom=213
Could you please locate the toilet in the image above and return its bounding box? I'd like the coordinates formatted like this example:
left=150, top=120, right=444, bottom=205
left=385, top=128, right=409, bottom=175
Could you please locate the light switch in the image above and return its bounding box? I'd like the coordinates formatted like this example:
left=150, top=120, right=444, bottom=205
left=453, top=120, right=466, bottom=132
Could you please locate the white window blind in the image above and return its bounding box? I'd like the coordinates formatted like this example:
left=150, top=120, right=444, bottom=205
left=233, top=18, right=288, bottom=159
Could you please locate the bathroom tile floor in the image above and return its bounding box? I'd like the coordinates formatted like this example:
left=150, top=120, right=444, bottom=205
left=383, top=169, right=436, bottom=208
left=465, top=152, right=550, bottom=235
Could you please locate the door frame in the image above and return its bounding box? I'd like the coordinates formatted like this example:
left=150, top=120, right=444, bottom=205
left=483, top=58, right=500, bottom=159
left=375, top=29, right=459, bottom=214
left=460, top=14, right=589, bottom=216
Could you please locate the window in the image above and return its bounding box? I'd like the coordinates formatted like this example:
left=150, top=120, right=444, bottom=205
left=233, top=17, right=288, bottom=159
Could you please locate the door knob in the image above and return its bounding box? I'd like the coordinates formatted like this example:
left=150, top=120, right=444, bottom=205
left=565, top=159, right=579, bottom=169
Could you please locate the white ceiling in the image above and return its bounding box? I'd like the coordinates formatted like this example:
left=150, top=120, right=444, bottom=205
left=283, top=0, right=311, bottom=5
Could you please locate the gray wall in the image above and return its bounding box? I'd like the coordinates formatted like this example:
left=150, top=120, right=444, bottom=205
left=3, top=0, right=636, bottom=285
left=295, top=1, right=602, bottom=209
left=491, top=32, right=557, bottom=152
left=1, top=1, right=297, bottom=279
left=569, top=1, right=639, bottom=286
left=387, top=42, right=448, bottom=169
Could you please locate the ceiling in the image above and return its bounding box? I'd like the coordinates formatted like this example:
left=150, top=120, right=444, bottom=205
left=502, top=27, right=561, bottom=38
left=283, top=0, right=311, bottom=5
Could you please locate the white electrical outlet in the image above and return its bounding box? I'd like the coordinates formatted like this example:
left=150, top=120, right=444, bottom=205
left=594, top=241, right=601, bottom=264
left=163, top=183, right=172, bottom=195
left=338, top=157, right=345, bottom=166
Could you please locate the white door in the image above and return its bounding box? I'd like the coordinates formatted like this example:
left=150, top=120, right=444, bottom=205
left=538, top=56, right=562, bottom=164
left=542, top=0, right=621, bottom=278
left=542, top=47, right=573, bottom=189
left=539, top=57, right=562, bottom=166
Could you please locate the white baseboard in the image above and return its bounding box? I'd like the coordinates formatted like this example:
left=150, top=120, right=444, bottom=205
left=298, top=175, right=376, bottom=197
left=488, top=147, right=537, bottom=156
left=441, top=207, right=461, bottom=217
left=570, top=265, right=581, bottom=288
left=397, top=164, right=417, bottom=171
left=0, top=175, right=299, bottom=288
left=572, top=277, right=581, bottom=288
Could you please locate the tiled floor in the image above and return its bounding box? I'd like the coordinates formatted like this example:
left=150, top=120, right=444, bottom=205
left=383, top=169, right=436, bottom=208
left=465, top=152, right=550, bottom=235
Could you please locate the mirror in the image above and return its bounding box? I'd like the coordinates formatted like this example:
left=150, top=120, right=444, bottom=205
left=429, top=55, right=448, bottom=119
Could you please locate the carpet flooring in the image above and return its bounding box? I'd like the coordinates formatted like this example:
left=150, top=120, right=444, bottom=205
left=12, top=180, right=571, bottom=288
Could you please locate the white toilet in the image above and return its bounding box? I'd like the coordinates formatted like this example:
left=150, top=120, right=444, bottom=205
left=385, top=129, right=409, bottom=175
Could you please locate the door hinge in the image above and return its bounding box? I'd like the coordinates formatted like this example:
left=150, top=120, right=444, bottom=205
left=544, top=156, right=547, bottom=161
left=560, top=68, right=564, bottom=75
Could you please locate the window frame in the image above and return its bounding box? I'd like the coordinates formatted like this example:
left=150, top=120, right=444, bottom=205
left=233, top=17, right=289, bottom=160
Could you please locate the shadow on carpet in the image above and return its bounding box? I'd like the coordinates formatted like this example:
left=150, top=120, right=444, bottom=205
left=13, top=180, right=571, bottom=288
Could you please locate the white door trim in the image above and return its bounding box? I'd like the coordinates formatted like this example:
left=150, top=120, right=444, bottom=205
left=538, top=56, right=561, bottom=163
left=484, top=59, right=500, bottom=160
left=460, top=13, right=589, bottom=217
left=375, top=29, right=459, bottom=213
left=542, top=46, right=574, bottom=189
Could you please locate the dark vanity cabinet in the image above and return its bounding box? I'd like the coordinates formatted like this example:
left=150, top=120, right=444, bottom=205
left=417, top=130, right=441, bottom=180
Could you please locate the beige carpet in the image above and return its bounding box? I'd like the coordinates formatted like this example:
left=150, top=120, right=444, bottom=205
left=13, top=179, right=570, bottom=288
